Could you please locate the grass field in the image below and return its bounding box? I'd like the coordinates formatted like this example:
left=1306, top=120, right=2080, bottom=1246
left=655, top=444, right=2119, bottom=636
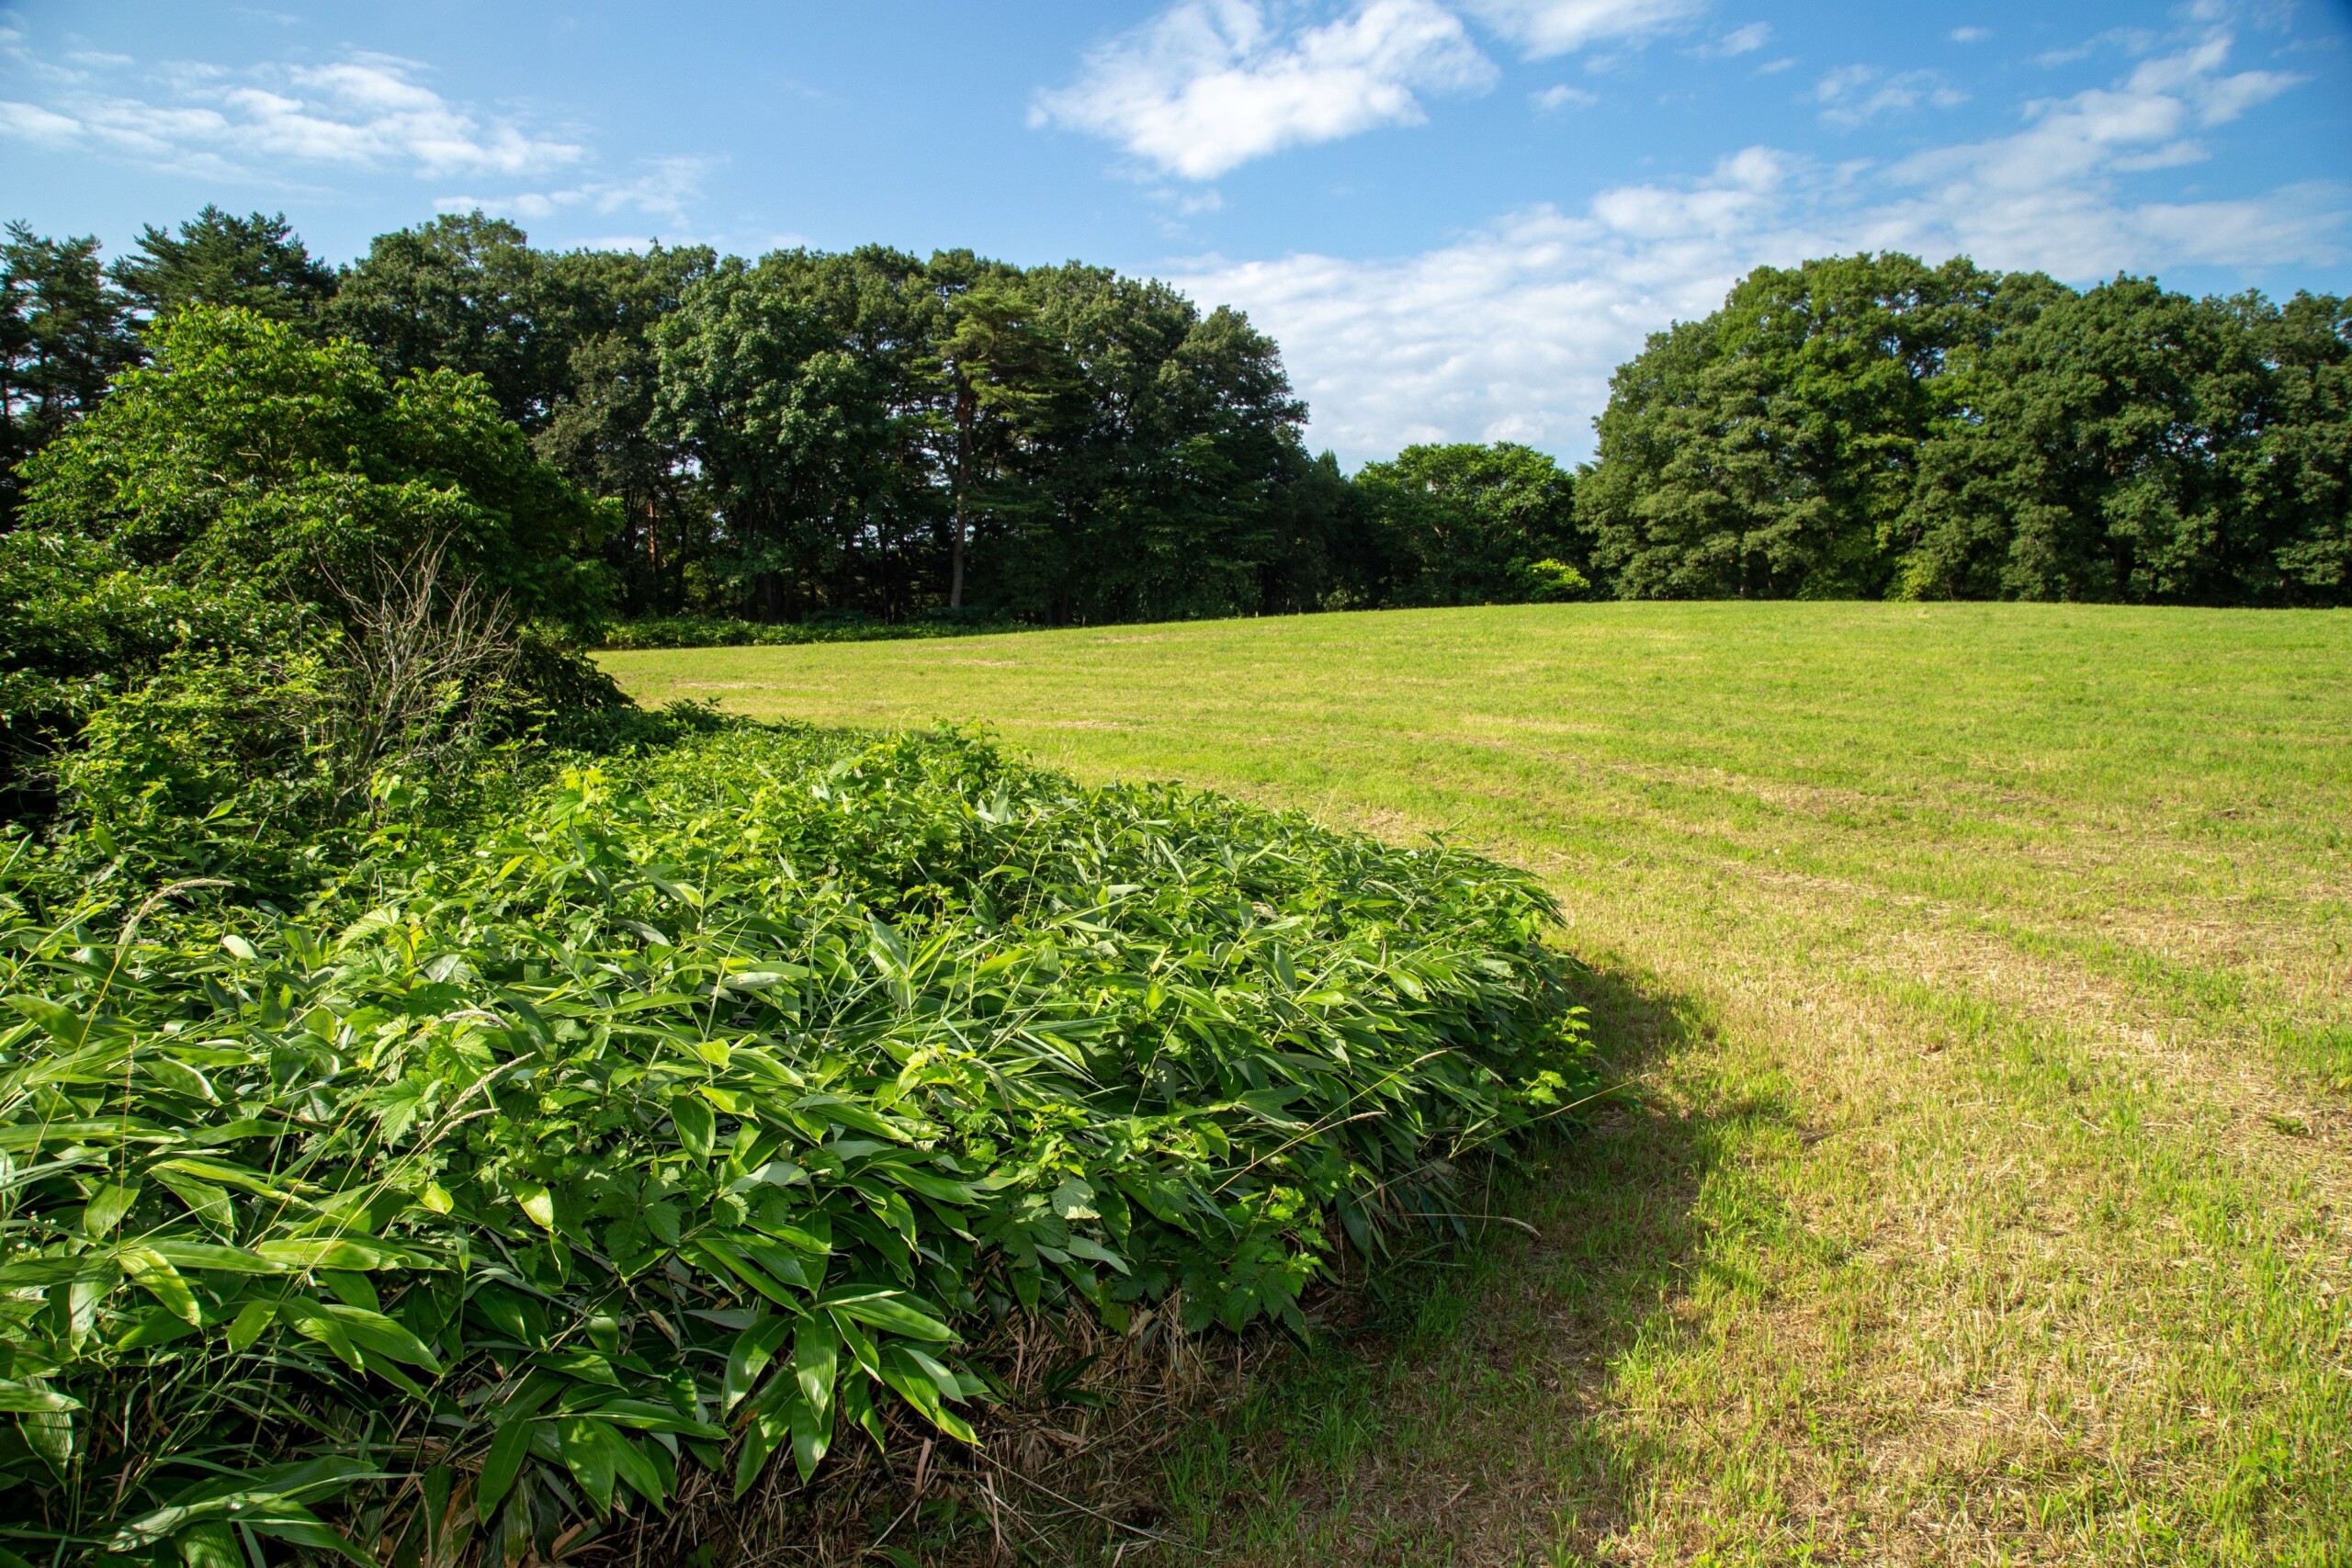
left=603, top=603, right=2352, bottom=1566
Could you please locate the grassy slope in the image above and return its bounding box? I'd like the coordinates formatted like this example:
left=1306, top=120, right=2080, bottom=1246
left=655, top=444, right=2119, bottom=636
left=604, top=604, right=2352, bottom=1566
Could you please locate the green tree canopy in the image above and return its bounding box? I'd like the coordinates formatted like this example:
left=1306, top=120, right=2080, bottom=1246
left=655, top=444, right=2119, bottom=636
left=2, top=222, right=138, bottom=525
left=324, top=212, right=582, bottom=430
left=1580, top=253, right=2350, bottom=605
left=1901, top=279, right=2349, bottom=604
left=1351, top=442, right=1582, bottom=606
left=1580, top=253, right=2053, bottom=599
left=108, top=206, right=337, bottom=326
left=22, top=306, right=612, bottom=627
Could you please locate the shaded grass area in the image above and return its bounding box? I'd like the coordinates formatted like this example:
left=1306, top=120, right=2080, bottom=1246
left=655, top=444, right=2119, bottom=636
left=604, top=603, right=2352, bottom=1564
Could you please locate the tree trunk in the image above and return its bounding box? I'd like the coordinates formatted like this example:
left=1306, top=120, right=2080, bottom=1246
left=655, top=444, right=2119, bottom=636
left=949, top=496, right=967, bottom=611
left=950, top=382, right=975, bottom=612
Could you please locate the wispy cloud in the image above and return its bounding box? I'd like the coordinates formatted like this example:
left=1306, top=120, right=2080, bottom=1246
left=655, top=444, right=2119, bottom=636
left=1880, top=32, right=2308, bottom=272
left=1179, top=30, right=2343, bottom=462
left=1950, top=27, right=1993, bottom=44
left=1032, top=0, right=1493, bottom=180
left=1813, top=64, right=1969, bottom=128
left=1707, top=22, right=1771, bottom=57
left=1456, top=0, right=1709, bottom=59
left=435, top=155, right=716, bottom=231
left=0, top=46, right=584, bottom=183
left=1531, top=83, right=1598, bottom=110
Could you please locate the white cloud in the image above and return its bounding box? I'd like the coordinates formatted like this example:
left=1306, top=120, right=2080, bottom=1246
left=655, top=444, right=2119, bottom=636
left=1713, top=22, right=1771, bottom=56
left=1175, top=148, right=1826, bottom=461
left=1457, top=0, right=1709, bottom=59
left=1814, top=65, right=1969, bottom=128
left=0, top=47, right=584, bottom=183
left=1950, top=27, right=1993, bottom=44
left=0, top=99, right=82, bottom=143
left=436, top=155, right=715, bottom=231
left=1531, top=83, right=1598, bottom=110
left=1176, top=31, right=2344, bottom=464
left=1032, top=0, right=1493, bottom=180
left=1878, top=34, right=2312, bottom=275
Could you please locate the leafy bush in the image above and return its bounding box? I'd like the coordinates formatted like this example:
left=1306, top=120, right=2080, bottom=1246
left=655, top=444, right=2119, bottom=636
left=1511, top=558, right=1591, bottom=603
left=20, top=307, right=613, bottom=630
left=3, top=306, right=629, bottom=874
left=0, top=722, right=1589, bottom=1563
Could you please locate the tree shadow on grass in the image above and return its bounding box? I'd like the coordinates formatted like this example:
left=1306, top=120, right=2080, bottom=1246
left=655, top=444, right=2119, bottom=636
left=1143, top=954, right=1770, bottom=1566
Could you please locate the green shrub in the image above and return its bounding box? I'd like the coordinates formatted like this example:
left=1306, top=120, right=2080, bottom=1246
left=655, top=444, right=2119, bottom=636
left=0, top=531, right=314, bottom=821
left=0, top=722, right=1588, bottom=1563
left=20, top=307, right=613, bottom=631
left=1511, top=558, right=1591, bottom=603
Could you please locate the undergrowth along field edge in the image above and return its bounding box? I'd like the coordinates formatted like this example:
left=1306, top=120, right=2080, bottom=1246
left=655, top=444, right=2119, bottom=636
left=0, top=719, right=1598, bottom=1565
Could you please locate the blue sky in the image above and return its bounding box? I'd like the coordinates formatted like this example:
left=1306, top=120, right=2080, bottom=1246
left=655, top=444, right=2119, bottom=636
left=5, top=1, right=2349, bottom=462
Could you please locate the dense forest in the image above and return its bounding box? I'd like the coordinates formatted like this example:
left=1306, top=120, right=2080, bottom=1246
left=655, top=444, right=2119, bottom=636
left=0, top=209, right=1584, bottom=632
left=3, top=209, right=2346, bottom=649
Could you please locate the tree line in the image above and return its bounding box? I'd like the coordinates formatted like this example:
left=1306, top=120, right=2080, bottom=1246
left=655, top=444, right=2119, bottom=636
left=1, top=209, right=1582, bottom=627
left=5, top=210, right=2346, bottom=616
left=1580, top=253, right=2349, bottom=605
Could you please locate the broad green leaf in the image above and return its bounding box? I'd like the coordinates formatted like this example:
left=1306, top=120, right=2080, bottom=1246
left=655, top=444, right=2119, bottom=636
left=731, top=1403, right=788, bottom=1500
left=113, top=1306, right=202, bottom=1350
left=0, top=1382, right=81, bottom=1413
left=151, top=1240, right=282, bottom=1274
left=670, top=1095, right=715, bottom=1157
left=226, top=1300, right=275, bottom=1351
left=695, top=1240, right=803, bottom=1310
left=279, top=1298, right=363, bottom=1370
left=320, top=1269, right=379, bottom=1312
left=819, top=1292, right=954, bottom=1343
left=795, top=1314, right=839, bottom=1438
left=1064, top=1235, right=1131, bottom=1275
left=0, top=1252, right=108, bottom=1287
left=143, top=1055, right=217, bottom=1101
left=513, top=1182, right=556, bottom=1230
left=19, top=1402, right=72, bottom=1479
left=81, top=1180, right=139, bottom=1237
left=1051, top=1177, right=1099, bottom=1221
left=555, top=1416, right=618, bottom=1513
left=789, top=1382, right=831, bottom=1483
left=839, top=1366, right=886, bottom=1451
left=175, top=1521, right=243, bottom=1568
left=117, top=1245, right=200, bottom=1325
left=4, top=995, right=85, bottom=1045
left=321, top=1303, right=442, bottom=1372
left=473, top=1416, right=537, bottom=1524
left=154, top=1173, right=233, bottom=1227
left=721, top=1314, right=797, bottom=1414
left=254, top=1238, right=385, bottom=1271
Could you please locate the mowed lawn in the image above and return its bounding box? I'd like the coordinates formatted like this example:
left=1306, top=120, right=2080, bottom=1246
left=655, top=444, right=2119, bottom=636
left=604, top=604, right=2352, bottom=1566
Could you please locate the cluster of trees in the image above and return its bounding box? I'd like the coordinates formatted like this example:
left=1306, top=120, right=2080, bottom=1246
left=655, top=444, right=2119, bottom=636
left=0, top=206, right=1601, bottom=874
left=1580, top=253, right=2350, bottom=604
left=6, top=209, right=1584, bottom=627
left=6, top=211, right=2346, bottom=659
